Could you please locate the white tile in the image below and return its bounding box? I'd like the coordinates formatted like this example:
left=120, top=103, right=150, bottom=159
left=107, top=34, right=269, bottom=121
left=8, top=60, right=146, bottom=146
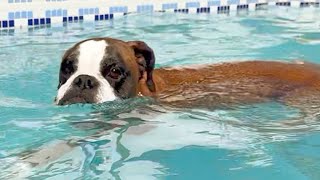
left=291, top=1, right=301, bottom=7
left=249, top=3, right=257, bottom=10
left=230, top=4, right=238, bottom=10
left=210, top=6, right=218, bottom=13
left=188, top=8, right=198, bottom=13
left=268, top=1, right=277, bottom=5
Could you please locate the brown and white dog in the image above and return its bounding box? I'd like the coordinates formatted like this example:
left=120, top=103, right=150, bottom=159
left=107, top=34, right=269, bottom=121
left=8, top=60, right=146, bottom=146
left=55, top=37, right=320, bottom=114
left=5, top=37, right=320, bottom=178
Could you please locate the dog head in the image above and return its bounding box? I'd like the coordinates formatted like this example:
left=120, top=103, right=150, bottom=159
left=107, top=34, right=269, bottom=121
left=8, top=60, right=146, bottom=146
left=55, top=38, right=156, bottom=105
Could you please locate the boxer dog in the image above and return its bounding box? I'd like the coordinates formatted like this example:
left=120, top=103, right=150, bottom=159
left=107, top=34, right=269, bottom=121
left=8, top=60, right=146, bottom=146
left=5, top=37, right=320, bottom=179
left=55, top=37, right=320, bottom=114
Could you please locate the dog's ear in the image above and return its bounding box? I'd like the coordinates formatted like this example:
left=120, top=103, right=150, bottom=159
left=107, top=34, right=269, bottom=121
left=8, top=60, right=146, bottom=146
left=127, top=40, right=156, bottom=92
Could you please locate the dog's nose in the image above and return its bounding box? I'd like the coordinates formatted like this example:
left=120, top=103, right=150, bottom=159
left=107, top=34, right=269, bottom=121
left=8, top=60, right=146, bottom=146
left=73, top=75, right=98, bottom=90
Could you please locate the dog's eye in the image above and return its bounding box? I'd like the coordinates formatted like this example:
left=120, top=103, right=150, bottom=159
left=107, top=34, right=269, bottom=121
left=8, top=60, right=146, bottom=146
left=109, top=67, right=121, bottom=79
left=61, top=59, right=74, bottom=74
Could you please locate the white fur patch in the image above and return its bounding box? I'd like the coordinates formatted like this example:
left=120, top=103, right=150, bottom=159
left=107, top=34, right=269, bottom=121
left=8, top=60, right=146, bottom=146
left=56, top=40, right=117, bottom=104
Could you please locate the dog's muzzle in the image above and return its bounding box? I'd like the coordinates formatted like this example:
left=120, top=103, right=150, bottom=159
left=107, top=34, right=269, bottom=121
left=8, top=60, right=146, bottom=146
left=56, top=75, right=99, bottom=105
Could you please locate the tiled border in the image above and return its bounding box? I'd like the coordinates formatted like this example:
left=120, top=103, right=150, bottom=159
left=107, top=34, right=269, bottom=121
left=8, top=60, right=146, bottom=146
left=0, top=0, right=319, bottom=29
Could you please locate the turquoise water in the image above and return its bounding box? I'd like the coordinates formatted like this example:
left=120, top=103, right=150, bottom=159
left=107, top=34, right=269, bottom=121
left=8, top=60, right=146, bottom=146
left=1, top=7, right=320, bottom=179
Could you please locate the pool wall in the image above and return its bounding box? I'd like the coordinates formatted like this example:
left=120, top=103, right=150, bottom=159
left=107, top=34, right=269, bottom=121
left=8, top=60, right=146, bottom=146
left=0, top=0, right=318, bottom=29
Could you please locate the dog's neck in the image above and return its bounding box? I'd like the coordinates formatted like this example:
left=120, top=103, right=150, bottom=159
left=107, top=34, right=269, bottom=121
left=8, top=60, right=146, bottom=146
left=137, top=71, right=166, bottom=97
left=137, top=67, right=200, bottom=97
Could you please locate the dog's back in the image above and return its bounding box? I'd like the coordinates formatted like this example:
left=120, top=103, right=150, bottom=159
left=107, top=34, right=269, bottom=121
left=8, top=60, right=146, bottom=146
left=152, top=61, right=320, bottom=109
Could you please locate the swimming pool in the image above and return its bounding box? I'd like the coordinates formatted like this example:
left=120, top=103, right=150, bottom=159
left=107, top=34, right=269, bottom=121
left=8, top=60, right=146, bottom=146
left=1, top=7, right=320, bottom=179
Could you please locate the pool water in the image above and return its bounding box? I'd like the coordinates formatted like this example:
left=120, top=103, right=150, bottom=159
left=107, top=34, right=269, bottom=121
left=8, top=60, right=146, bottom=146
left=1, top=7, right=320, bottom=179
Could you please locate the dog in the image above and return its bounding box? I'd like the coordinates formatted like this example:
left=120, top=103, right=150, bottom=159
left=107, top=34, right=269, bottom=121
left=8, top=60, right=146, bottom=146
left=4, top=37, right=320, bottom=178
left=55, top=37, right=320, bottom=116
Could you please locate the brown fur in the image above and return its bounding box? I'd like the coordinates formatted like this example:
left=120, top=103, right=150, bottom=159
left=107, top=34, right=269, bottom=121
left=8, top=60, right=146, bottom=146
left=138, top=61, right=320, bottom=110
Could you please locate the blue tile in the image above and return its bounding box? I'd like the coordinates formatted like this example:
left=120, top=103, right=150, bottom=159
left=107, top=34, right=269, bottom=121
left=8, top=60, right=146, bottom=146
left=27, top=11, right=33, bottom=18
left=162, top=3, right=178, bottom=10
left=74, top=16, right=78, bottom=21
left=34, top=19, right=39, bottom=25
left=137, top=5, right=154, bottom=13
left=95, top=15, right=99, bottom=21
left=104, top=14, right=109, bottom=20
left=84, top=8, right=89, bottom=15
left=89, top=8, right=94, bottom=14
left=79, top=8, right=84, bottom=16
left=9, top=20, right=14, bottom=27
left=99, top=15, right=104, bottom=20
left=186, top=2, right=200, bottom=8
left=162, top=4, right=167, bottom=9
left=208, top=0, right=220, bottom=6
left=40, top=18, right=45, bottom=25
left=63, top=17, right=67, bottom=22
left=15, top=12, right=21, bottom=19
left=68, top=16, right=73, bottom=22
left=46, top=18, right=51, bottom=24
left=110, top=6, right=127, bottom=13
left=57, top=9, right=62, bottom=16
left=228, top=0, right=240, bottom=5
left=2, top=21, right=8, bottom=28
left=52, top=10, right=57, bottom=17
left=79, top=16, right=83, bottom=20
left=163, top=4, right=168, bottom=9
left=8, top=12, right=15, bottom=20
left=95, top=8, right=99, bottom=14
left=28, top=19, right=33, bottom=26
left=21, top=11, right=27, bottom=18
left=45, top=10, right=51, bottom=18
left=63, top=10, right=67, bottom=17
left=110, top=14, right=114, bottom=19
left=0, top=21, right=1, bottom=28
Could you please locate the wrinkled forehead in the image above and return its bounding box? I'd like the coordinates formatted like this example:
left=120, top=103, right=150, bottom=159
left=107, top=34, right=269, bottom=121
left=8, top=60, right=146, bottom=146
left=75, top=40, right=108, bottom=75
left=63, top=39, right=130, bottom=74
left=62, top=38, right=138, bottom=77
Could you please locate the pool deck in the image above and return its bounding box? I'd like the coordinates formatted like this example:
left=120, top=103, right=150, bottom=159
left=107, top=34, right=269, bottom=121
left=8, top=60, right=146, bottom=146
left=0, top=0, right=318, bottom=30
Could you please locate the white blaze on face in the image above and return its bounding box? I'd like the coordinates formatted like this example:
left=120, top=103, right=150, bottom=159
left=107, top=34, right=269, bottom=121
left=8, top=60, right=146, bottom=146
left=56, top=40, right=117, bottom=104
